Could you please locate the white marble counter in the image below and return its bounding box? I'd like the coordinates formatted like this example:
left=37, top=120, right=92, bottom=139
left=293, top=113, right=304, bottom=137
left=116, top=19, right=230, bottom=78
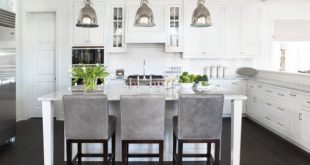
left=38, top=85, right=247, bottom=101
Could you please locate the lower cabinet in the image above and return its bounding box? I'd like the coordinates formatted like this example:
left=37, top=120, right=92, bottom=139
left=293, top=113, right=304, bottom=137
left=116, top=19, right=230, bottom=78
left=246, top=81, right=310, bottom=152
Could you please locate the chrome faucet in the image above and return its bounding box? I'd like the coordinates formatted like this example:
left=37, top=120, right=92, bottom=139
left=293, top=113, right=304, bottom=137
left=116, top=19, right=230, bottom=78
left=143, top=59, right=146, bottom=80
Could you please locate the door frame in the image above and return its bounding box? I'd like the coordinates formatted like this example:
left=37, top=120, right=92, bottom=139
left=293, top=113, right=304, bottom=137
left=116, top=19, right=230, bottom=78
left=20, top=8, right=60, bottom=120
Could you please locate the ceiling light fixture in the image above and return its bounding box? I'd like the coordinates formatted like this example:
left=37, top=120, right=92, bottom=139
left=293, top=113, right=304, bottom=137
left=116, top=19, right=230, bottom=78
left=191, top=0, right=212, bottom=27
left=76, top=0, right=98, bottom=28
left=134, top=0, right=155, bottom=27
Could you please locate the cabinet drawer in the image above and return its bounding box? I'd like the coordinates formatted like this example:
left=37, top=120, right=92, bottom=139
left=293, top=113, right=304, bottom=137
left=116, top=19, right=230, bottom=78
left=264, top=100, right=289, bottom=121
left=301, top=96, right=310, bottom=110
left=263, top=113, right=288, bottom=134
left=264, top=86, right=289, bottom=103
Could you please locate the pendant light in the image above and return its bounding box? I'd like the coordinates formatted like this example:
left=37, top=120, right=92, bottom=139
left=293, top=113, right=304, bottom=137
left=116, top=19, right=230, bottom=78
left=134, top=0, right=155, bottom=27
left=76, top=0, right=98, bottom=28
left=191, top=0, right=212, bottom=27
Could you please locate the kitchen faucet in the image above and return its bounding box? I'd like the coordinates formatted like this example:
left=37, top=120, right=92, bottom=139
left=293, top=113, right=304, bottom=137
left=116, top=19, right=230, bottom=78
left=143, top=59, right=146, bottom=80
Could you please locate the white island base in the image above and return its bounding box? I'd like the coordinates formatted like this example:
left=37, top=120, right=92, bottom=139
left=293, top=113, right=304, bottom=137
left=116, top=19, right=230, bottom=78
left=39, top=87, right=246, bottom=165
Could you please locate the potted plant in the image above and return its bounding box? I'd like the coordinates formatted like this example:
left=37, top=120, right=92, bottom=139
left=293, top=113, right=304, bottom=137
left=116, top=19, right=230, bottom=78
left=179, top=72, right=209, bottom=93
left=70, top=64, right=110, bottom=92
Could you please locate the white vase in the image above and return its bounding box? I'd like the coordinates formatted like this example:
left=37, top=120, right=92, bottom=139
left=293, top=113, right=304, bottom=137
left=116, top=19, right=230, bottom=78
left=179, top=83, right=194, bottom=94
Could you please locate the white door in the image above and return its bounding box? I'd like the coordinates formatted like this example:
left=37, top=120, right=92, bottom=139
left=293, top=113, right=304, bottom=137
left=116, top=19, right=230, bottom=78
left=29, top=13, right=56, bottom=118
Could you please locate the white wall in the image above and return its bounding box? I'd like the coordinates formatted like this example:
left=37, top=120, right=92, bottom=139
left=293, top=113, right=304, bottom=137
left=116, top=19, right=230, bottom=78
left=18, top=0, right=72, bottom=121
left=107, top=44, right=254, bottom=78
left=256, top=0, right=310, bottom=70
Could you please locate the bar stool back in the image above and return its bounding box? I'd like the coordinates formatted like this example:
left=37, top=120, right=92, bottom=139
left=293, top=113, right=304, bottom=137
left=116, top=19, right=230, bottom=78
left=173, top=94, right=224, bottom=165
left=63, top=95, right=116, bottom=165
left=120, top=95, right=165, bottom=165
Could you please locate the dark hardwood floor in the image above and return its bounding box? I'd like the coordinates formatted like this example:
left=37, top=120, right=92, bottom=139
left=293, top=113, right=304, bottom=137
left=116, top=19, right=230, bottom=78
left=0, top=118, right=309, bottom=165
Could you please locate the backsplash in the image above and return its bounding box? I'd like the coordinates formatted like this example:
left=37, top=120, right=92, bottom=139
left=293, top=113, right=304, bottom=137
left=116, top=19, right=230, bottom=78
left=107, top=44, right=255, bottom=78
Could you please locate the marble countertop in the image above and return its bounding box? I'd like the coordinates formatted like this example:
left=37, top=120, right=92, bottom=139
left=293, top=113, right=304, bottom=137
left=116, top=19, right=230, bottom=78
left=38, top=85, right=247, bottom=101
left=249, top=78, right=310, bottom=93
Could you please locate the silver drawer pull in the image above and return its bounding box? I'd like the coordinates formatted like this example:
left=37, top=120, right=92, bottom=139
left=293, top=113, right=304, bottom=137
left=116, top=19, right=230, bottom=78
left=278, top=93, right=285, bottom=96
left=307, top=101, right=310, bottom=104
left=277, top=122, right=284, bottom=127
left=249, top=85, right=254, bottom=88
left=277, top=107, right=285, bottom=111
left=257, top=85, right=262, bottom=88
left=290, top=94, right=297, bottom=97
left=266, top=90, right=271, bottom=93
left=265, top=116, right=271, bottom=120
left=266, top=103, right=272, bottom=106
left=299, top=113, right=303, bottom=120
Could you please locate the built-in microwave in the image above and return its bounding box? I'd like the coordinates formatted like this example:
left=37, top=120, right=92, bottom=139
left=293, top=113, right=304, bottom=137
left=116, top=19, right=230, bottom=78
left=72, top=46, right=104, bottom=65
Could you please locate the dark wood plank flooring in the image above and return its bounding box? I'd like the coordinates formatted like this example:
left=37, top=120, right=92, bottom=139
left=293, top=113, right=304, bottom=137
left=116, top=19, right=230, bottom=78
left=0, top=118, right=309, bottom=165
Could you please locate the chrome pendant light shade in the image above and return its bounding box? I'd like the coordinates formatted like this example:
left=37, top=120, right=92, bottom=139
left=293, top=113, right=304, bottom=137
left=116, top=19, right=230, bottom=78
left=134, top=0, right=155, bottom=27
left=191, top=0, right=212, bottom=27
left=76, top=0, right=98, bottom=28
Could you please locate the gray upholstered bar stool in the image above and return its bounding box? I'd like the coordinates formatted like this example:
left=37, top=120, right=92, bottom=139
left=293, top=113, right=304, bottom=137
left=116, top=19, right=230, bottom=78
left=120, top=95, right=166, bottom=165
left=173, top=94, right=224, bottom=165
left=63, top=95, right=116, bottom=165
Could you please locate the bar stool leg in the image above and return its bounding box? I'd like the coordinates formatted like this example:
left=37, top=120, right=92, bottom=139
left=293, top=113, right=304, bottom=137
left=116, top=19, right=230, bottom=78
left=177, top=140, right=183, bottom=165
left=77, top=142, right=82, bottom=165
left=173, top=133, right=177, bottom=165
left=103, top=140, right=108, bottom=165
left=66, top=140, right=72, bottom=165
left=112, top=133, right=116, bottom=165
left=122, top=141, right=128, bottom=165
left=207, top=142, right=212, bottom=162
left=159, top=140, right=164, bottom=165
left=214, top=140, right=220, bottom=165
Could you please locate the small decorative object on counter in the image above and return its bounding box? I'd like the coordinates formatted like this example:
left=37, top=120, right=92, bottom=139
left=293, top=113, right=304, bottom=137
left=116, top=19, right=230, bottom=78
left=70, top=64, right=110, bottom=92
left=236, top=67, right=257, bottom=77
left=179, top=72, right=209, bottom=93
left=217, top=66, right=224, bottom=79
left=280, top=43, right=286, bottom=72
left=116, top=69, right=124, bottom=77
left=210, top=66, right=217, bottom=79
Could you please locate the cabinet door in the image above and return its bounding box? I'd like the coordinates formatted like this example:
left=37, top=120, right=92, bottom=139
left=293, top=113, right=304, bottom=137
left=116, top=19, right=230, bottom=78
left=183, top=2, right=205, bottom=58
left=301, top=109, right=310, bottom=149
left=126, top=0, right=166, bottom=43
left=88, top=2, right=105, bottom=46
left=109, top=5, right=126, bottom=52
left=241, top=6, right=261, bottom=56
left=203, top=6, right=223, bottom=56
left=73, top=1, right=89, bottom=46
left=166, top=5, right=183, bottom=52
left=0, top=0, right=13, bottom=11
left=223, top=6, right=241, bottom=56
left=73, top=1, right=104, bottom=46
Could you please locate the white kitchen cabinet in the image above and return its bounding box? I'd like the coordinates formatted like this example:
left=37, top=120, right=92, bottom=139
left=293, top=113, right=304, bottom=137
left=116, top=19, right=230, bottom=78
left=72, top=1, right=105, bottom=46
left=0, top=0, right=14, bottom=12
left=108, top=4, right=126, bottom=52
left=223, top=5, right=261, bottom=57
left=125, top=0, right=167, bottom=43
left=223, top=5, right=241, bottom=57
left=247, top=80, right=310, bottom=152
left=183, top=3, right=223, bottom=58
left=166, top=5, right=183, bottom=52
left=241, top=6, right=261, bottom=56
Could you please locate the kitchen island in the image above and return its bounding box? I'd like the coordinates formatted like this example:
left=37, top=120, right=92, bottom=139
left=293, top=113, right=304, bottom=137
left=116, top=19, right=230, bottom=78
left=38, top=85, right=247, bottom=165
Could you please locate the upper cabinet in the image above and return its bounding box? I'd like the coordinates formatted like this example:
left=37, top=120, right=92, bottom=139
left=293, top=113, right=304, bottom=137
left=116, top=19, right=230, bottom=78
left=224, top=5, right=261, bottom=57
left=166, top=5, right=183, bottom=52
left=0, top=0, right=15, bottom=12
left=184, top=2, right=261, bottom=58
left=72, top=1, right=105, bottom=46
left=183, top=1, right=223, bottom=58
left=125, top=0, right=167, bottom=43
left=108, top=4, right=127, bottom=52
